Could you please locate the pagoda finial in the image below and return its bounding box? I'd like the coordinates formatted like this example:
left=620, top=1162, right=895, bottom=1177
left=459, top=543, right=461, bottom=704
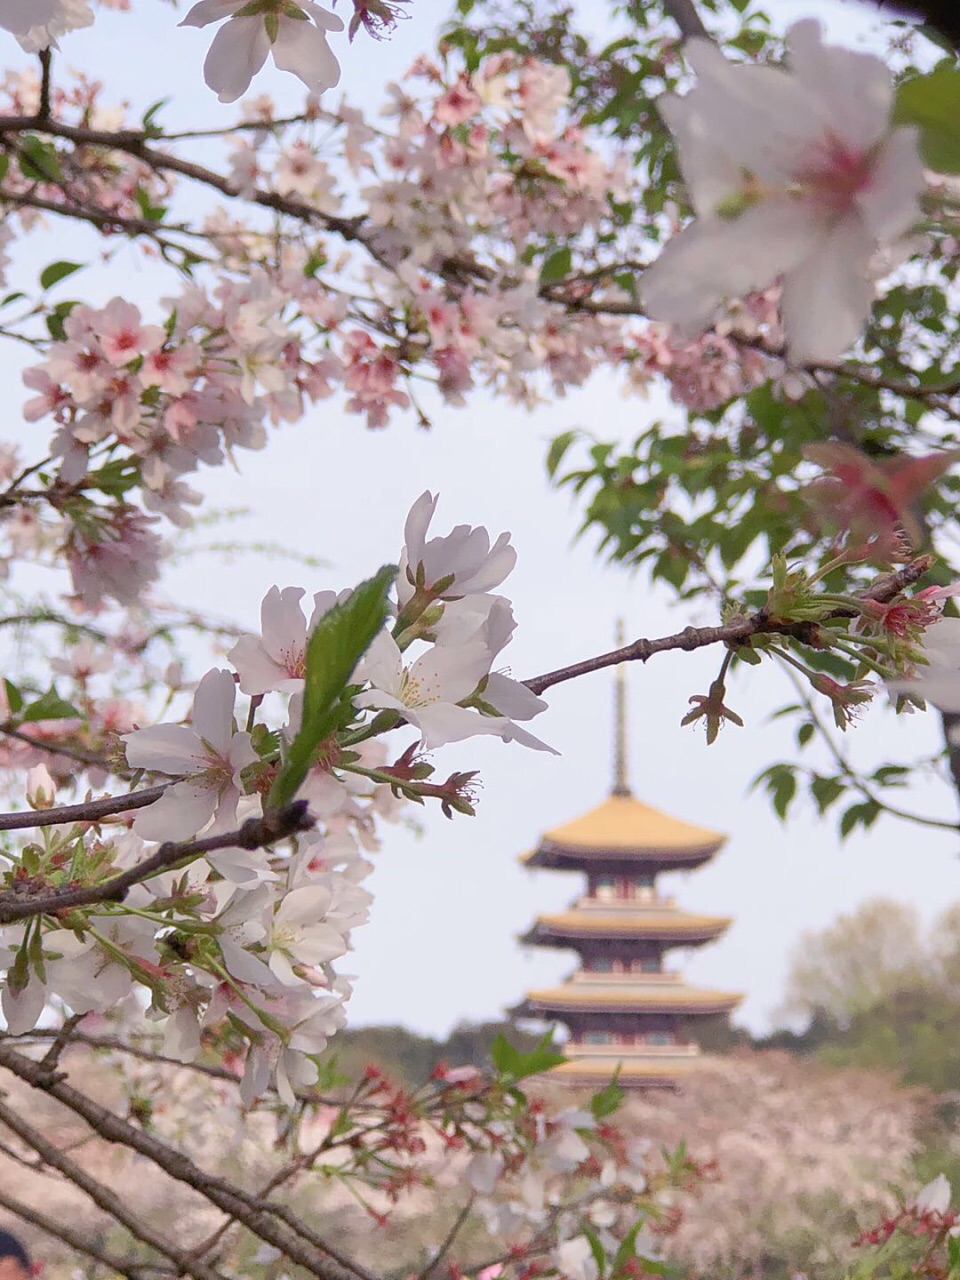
left=613, top=618, right=631, bottom=797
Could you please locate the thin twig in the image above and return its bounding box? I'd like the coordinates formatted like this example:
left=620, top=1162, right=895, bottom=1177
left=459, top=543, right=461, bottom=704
left=0, top=781, right=171, bottom=834
left=522, top=557, right=933, bottom=696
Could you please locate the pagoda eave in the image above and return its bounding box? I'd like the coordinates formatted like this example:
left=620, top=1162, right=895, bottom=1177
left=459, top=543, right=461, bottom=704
left=522, top=913, right=731, bottom=947
left=515, top=988, right=743, bottom=1018
left=522, top=841, right=719, bottom=872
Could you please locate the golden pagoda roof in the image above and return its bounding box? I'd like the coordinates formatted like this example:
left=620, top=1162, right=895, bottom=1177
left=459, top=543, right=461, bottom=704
left=529, top=909, right=731, bottom=941
left=522, top=793, right=726, bottom=866
left=520, top=983, right=743, bottom=1016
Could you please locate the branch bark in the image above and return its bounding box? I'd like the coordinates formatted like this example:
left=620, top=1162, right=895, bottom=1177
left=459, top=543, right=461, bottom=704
left=522, top=557, right=934, bottom=695
left=0, top=801, right=313, bottom=923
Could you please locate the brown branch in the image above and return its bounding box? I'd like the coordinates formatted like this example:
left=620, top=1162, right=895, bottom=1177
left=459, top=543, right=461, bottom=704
left=0, top=801, right=313, bottom=923
left=661, top=0, right=712, bottom=41
left=523, top=557, right=934, bottom=696
left=0, top=1042, right=381, bottom=1280
left=0, top=1186, right=161, bottom=1280
left=0, top=1092, right=227, bottom=1280
left=0, top=781, right=170, bottom=834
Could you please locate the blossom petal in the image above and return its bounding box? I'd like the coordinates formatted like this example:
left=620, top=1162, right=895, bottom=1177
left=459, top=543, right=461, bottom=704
left=133, top=779, right=217, bottom=842
left=192, top=668, right=236, bottom=752
left=124, top=723, right=204, bottom=774
left=856, top=128, right=926, bottom=244
left=781, top=217, right=874, bottom=364
left=202, top=16, right=269, bottom=104
left=643, top=201, right=823, bottom=335
left=786, top=18, right=891, bottom=150
left=272, top=17, right=342, bottom=95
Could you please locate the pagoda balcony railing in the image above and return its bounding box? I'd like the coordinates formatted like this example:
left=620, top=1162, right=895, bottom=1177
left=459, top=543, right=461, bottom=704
left=564, top=1042, right=701, bottom=1059
left=575, top=894, right=677, bottom=910
left=569, top=970, right=683, bottom=985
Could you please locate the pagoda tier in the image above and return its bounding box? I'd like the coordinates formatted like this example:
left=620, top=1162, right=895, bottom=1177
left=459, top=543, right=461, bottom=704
left=522, top=902, right=732, bottom=950
left=513, top=628, right=741, bottom=1089
left=520, top=793, right=726, bottom=875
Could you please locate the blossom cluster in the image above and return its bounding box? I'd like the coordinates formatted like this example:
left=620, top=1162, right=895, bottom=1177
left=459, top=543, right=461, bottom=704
left=0, top=494, right=552, bottom=1103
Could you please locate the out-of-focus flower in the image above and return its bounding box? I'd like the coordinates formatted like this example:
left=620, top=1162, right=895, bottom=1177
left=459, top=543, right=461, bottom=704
left=801, top=442, right=960, bottom=557
left=642, top=20, right=925, bottom=363
left=181, top=0, right=343, bottom=103
left=0, top=0, right=93, bottom=51
left=915, top=1173, right=951, bottom=1216
left=887, top=617, right=960, bottom=712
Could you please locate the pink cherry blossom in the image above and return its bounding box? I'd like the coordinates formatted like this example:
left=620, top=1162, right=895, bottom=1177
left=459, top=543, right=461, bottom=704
left=641, top=20, right=926, bottom=363
left=228, top=585, right=338, bottom=695
left=123, top=668, right=259, bottom=841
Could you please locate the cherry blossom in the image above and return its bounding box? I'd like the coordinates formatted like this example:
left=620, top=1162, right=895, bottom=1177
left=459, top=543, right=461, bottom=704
left=886, top=617, right=960, bottom=712
left=355, top=630, right=495, bottom=749
left=0, top=0, right=93, bottom=51
left=228, top=585, right=338, bottom=695
left=181, top=0, right=344, bottom=103
left=641, top=19, right=926, bottom=363
left=399, top=491, right=516, bottom=609
left=123, top=668, right=259, bottom=840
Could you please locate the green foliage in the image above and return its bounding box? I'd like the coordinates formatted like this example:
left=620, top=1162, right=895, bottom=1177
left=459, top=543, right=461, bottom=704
left=490, top=1030, right=565, bottom=1081
left=895, top=65, right=960, bottom=173
left=269, top=564, right=396, bottom=808
left=39, top=261, right=83, bottom=290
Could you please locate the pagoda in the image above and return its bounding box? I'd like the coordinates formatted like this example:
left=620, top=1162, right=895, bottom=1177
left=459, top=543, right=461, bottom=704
left=512, top=641, right=742, bottom=1089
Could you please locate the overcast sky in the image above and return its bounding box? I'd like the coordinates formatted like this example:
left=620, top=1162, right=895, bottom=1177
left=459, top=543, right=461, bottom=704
left=1, top=0, right=955, bottom=1037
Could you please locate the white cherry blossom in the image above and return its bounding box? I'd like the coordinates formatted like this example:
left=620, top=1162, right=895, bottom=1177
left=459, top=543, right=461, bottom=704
left=266, top=884, right=350, bottom=985
left=356, top=630, right=494, bottom=749
left=399, top=491, right=516, bottom=607
left=641, top=19, right=926, bottom=363
left=0, top=0, right=93, bottom=51
left=887, top=618, right=960, bottom=712
left=181, top=0, right=343, bottom=104
left=123, top=668, right=259, bottom=841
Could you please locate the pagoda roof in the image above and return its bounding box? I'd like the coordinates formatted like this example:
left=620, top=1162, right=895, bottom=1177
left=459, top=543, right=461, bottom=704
left=522, top=794, right=726, bottom=869
left=516, top=981, right=742, bottom=1018
left=523, top=909, right=731, bottom=946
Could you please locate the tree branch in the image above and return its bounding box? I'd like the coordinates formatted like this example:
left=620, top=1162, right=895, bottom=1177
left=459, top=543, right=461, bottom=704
left=0, top=1042, right=382, bottom=1280
left=0, top=1091, right=228, bottom=1280
left=0, top=1186, right=157, bottom=1280
left=0, top=782, right=171, bottom=833
left=661, top=0, right=711, bottom=41
left=0, top=801, right=313, bottom=923
left=522, top=557, right=934, bottom=695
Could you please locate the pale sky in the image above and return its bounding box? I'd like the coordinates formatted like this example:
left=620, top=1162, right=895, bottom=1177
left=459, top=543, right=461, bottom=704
left=1, top=0, right=955, bottom=1037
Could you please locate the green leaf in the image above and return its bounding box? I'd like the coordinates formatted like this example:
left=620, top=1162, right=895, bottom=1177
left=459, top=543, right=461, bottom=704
left=582, top=1227, right=606, bottom=1276
left=490, top=1032, right=565, bottom=1081
left=40, top=260, right=84, bottom=290
left=539, top=245, right=572, bottom=283
left=590, top=1071, right=624, bottom=1119
left=46, top=300, right=79, bottom=341
left=3, top=680, right=22, bottom=715
left=18, top=135, right=61, bottom=182
left=895, top=67, right=960, bottom=173
left=22, top=687, right=80, bottom=723
left=546, top=429, right=578, bottom=480
left=268, top=564, right=396, bottom=808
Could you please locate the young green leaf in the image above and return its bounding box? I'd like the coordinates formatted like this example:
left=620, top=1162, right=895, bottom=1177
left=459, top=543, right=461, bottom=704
left=268, top=563, right=396, bottom=808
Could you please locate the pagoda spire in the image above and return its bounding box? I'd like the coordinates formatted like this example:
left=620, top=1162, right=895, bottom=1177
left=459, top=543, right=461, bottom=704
left=612, top=619, right=631, bottom=797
